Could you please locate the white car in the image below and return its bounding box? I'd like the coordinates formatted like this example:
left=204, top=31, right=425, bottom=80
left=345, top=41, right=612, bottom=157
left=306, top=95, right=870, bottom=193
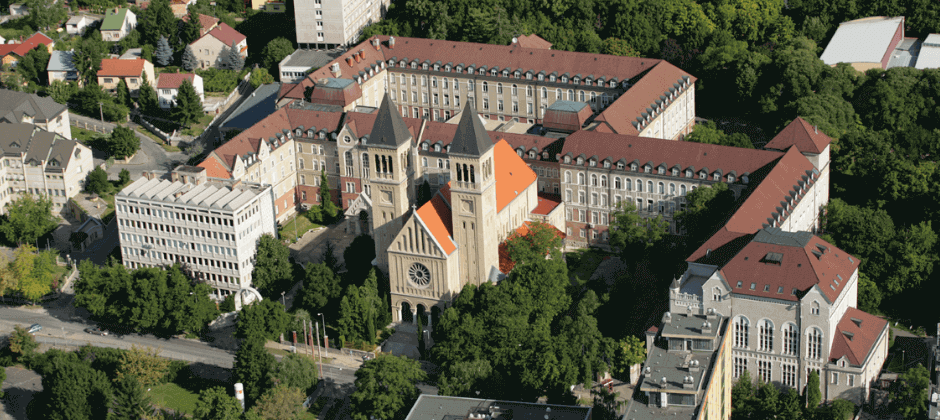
left=27, top=324, right=41, bottom=334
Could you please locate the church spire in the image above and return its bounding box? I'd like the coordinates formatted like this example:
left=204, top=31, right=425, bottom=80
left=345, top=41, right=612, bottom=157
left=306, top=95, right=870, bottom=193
left=450, top=100, right=494, bottom=157
left=369, top=93, right=412, bottom=149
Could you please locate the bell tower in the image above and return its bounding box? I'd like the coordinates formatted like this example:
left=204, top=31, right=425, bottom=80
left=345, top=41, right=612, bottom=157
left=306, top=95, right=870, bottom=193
left=449, top=103, right=498, bottom=285
left=368, top=94, right=415, bottom=273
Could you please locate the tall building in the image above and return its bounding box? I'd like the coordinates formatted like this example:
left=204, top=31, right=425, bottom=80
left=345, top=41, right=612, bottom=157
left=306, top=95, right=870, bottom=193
left=628, top=310, right=732, bottom=420
left=294, top=0, right=390, bottom=50
left=115, top=166, right=277, bottom=300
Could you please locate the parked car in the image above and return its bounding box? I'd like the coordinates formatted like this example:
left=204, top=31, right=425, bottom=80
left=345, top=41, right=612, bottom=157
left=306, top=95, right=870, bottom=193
left=27, top=324, right=41, bottom=334
left=84, top=327, right=109, bottom=336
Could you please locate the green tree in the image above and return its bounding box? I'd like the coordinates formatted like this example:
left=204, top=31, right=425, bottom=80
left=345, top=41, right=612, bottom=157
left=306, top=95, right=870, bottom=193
left=755, top=378, right=780, bottom=419
left=608, top=201, right=669, bottom=257
left=182, top=45, right=198, bottom=71
left=674, top=181, right=735, bottom=246
left=342, top=234, right=376, bottom=283
left=139, top=0, right=178, bottom=46
left=14, top=245, right=55, bottom=303
left=73, top=31, right=108, bottom=86
left=119, top=168, right=131, bottom=186
left=223, top=42, right=244, bottom=71
left=602, top=37, right=640, bottom=57
left=108, top=126, right=141, bottom=160
left=251, top=234, right=293, bottom=297
left=885, top=221, right=937, bottom=295
left=154, top=36, right=173, bottom=66
left=115, top=345, right=171, bottom=387
left=269, top=353, right=319, bottom=393
left=235, top=299, right=290, bottom=341
left=9, top=324, right=39, bottom=359
left=731, top=370, right=755, bottom=416
left=685, top=121, right=754, bottom=148
left=16, top=45, right=51, bottom=84
left=173, top=79, right=204, bottom=126
left=856, top=273, right=882, bottom=314
left=416, top=179, right=432, bottom=206
left=194, top=386, right=242, bottom=420
left=249, top=67, right=274, bottom=88
left=805, top=370, right=822, bottom=409
left=24, top=0, right=68, bottom=30
left=891, top=363, right=929, bottom=418
left=415, top=308, right=424, bottom=357
left=437, top=359, right=492, bottom=397
left=115, top=79, right=132, bottom=109
left=233, top=336, right=275, bottom=406
left=138, top=73, right=160, bottom=114
left=823, top=199, right=895, bottom=282
left=591, top=386, right=623, bottom=420
left=778, top=388, right=804, bottom=420
left=0, top=194, right=57, bottom=246
left=110, top=374, right=153, bottom=420
left=41, top=360, right=113, bottom=420
left=350, top=355, right=427, bottom=420
left=85, top=167, right=111, bottom=195
left=249, top=385, right=306, bottom=420
left=336, top=285, right=363, bottom=342
left=505, top=221, right=563, bottom=267
left=48, top=80, right=80, bottom=105
left=261, top=37, right=294, bottom=75
left=612, top=335, right=645, bottom=381
left=181, top=8, right=203, bottom=45
left=299, top=262, right=341, bottom=315
left=318, top=171, right=337, bottom=221
left=826, top=399, right=857, bottom=420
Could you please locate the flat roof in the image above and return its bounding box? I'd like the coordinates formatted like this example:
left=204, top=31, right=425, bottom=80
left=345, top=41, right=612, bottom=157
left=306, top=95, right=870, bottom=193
left=659, top=312, right=722, bottom=341
left=916, top=34, right=940, bottom=69
left=405, top=395, right=591, bottom=420
left=821, top=16, right=903, bottom=65
left=117, top=176, right=270, bottom=211
left=281, top=49, right=341, bottom=70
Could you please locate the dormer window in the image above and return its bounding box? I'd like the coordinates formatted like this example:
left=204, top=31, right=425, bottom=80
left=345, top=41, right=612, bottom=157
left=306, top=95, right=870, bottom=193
left=577, top=158, right=584, bottom=165
left=713, top=173, right=720, bottom=181
left=445, top=65, right=451, bottom=71
left=727, top=175, right=735, bottom=183
left=644, top=165, right=651, bottom=173
left=610, top=81, right=616, bottom=88
left=526, top=72, right=532, bottom=80
left=528, top=151, right=535, bottom=159
left=517, top=149, right=523, bottom=157
left=491, top=69, right=498, bottom=76
left=411, top=63, right=417, bottom=69
left=422, top=143, right=428, bottom=150
left=550, top=75, right=556, bottom=82
left=479, top=69, right=485, bottom=75
left=617, top=162, right=624, bottom=170
left=503, top=70, right=509, bottom=77
left=589, top=160, right=596, bottom=167
left=658, top=168, right=665, bottom=175
left=542, top=151, right=548, bottom=159
left=631, top=164, right=637, bottom=171
left=564, top=156, right=571, bottom=164
left=603, top=161, right=610, bottom=168
left=700, top=172, right=707, bottom=180
left=295, top=129, right=302, bottom=137
left=434, top=64, right=439, bottom=70
left=307, top=129, right=315, bottom=137
left=686, top=170, right=692, bottom=177
left=514, top=71, right=520, bottom=77
left=538, top=74, right=544, bottom=81
left=422, top=63, right=429, bottom=70
left=561, top=76, right=567, bottom=83
left=434, top=144, right=441, bottom=152
left=672, top=169, right=678, bottom=176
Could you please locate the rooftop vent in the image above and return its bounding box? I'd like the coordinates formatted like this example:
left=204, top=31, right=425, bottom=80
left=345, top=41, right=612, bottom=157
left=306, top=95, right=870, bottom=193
left=763, top=252, right=783, bottom=265
left=851, top=317, right=862, bottom=327
left=842, top=331, right=855, bottom=340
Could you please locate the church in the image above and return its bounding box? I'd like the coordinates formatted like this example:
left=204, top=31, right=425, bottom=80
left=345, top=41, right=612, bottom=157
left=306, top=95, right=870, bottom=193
left=365, top=94, right=552, bottom=325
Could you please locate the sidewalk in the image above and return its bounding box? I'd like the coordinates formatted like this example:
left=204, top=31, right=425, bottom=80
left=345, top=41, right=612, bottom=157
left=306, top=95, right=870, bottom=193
left=266, top=340, right=364, bottom=369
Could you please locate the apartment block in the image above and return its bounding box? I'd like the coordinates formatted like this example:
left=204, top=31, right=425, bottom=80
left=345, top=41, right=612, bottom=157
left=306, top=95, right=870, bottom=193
left=294, top=0, right=390, bottom=49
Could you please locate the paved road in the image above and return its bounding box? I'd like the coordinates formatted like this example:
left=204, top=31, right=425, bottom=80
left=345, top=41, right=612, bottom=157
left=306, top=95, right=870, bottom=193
left=70, top=114, right=188, bottom=177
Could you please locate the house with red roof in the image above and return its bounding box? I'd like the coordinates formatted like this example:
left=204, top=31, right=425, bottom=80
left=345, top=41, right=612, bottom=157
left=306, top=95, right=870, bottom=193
left=156, top=73, right=204, bottom=109
left=180, top=13, right=219, bottom=38
left=97, top=58, right=155, bottom=97
left=1, top=32, right=54, bottom=68
left=189, top=23, right=247, bottom=70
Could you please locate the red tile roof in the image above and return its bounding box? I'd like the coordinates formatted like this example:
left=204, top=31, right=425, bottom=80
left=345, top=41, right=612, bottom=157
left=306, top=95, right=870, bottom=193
left=437, top=182, right=451, bottom=205
left=493, top=139, right=537, bottom=212
left=12, top=32, right=53, bottom=57
left=515, top=34, right=552, bottom=50
left=310, top=80, right=362, bottom=107
left=342, top=111, right=423, bottom=141
left=544, top=102, right=593, bottom=132
left=97, top=58, right=147, bottom=77
left=829, top=308, right=889, bottom=366
left=199, top=108, right=291, bottom=176
left=562, top=130, right=783, bottom=179
left=720, top=228, right=860, bottom=302
left=284, top=107, right=344, bottom=134
left=764, top=117, right=833, bottom=154
left=198, top=154, right=232, bottom=178
left=593, top=61, right=696, bottom=136
left=0, top=44, right=18, bottom=57
left=415, top=194, right=456, bottom=255
left=157, top=73, right=196, bottom=89
left=531, top=193, right=561, bottom=216
left=204, top=23, right=245, bottom=47
left=182, top=13, right=219, bottom=36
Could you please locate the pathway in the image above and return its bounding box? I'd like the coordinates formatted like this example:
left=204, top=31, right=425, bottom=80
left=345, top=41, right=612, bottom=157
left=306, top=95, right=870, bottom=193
left=70, top=114, right=188, bottom=177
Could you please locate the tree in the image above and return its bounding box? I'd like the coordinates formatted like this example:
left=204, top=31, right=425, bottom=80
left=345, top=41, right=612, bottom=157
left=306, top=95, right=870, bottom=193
left=0, top=253, right=17, bottom=303
left=416, top=179, right=432, bottom=206
left=24, top=0, right=67, bottom=30
left=251, top=234, right=293, bottom=297
left=138, top=73, right=160, bottom=114
left=269, top=353, right=319, bottom=393
left=194, top=387, right=243, bottom=420
left=119, top=168, right=131, bottom=186
left=9, top=324, right=38, bottom=359
left=591, top=386, right=623, bottom=420
left=173, top=79, right=204, bottom=126
left=48, top=80, right=80, bottom=105
left=336, top=285, right=363, bottom=342
left=602, top=38, right=640, bottom=57
left=85, top=167, right=111, bottom=195
left=891, top=363, right=929, bottom=418
left=41, top=360, right=113, bottom=420
left=223, top=41, right=244, bottom=71
left=755, top=378, right=780, bottom=419
left=608, top=201, right=669, bottom=257
left=342, top=234, right=376, bottom=283
left=856, top=273, right=883, bottom=314
left=182, top=45, right=198, bottom=71
left=116, top=79, right=132, bottom=109
left=299, top=262, right=341, bottom=315
left=139, top=0, right=178, bottom=46
left=685, top=121, right=754, bottom=148
left=14, top=245, right=55, bottom=303
left=249, top=385, right=306, bottom=420
left=261, top=37, right=295, bottom=75
left=233, top=336, right=275, bottom=406
left=415, top=308, right=424, bottom=357
left=111, top=374, right=153, bottom=420
left=505, top=221, right=563, bottom=267
left=181, top=8, right=203, bottom=45
left=0, top=194, right=57, bottom=246
left=350, top=355, right=427, bottom=420
left=16, top=45, right=51, bottom=84
left=249, top=67, right=274, bottom=88
left=778, top=389, right=804, bottom=420
left=805, top=369, right=822, bottom=409
left=827, top=399, right=857, bottom=420
left=318, top=171, right=337, bottom=220
left=235, top=299, right=290, bottom=341
left=612, top=335, right=645, bottom=381
left=674, top=181, right=736, bottom=245
left=108, top=126, right=141, bottom=160
left=115, top=345, right=171, bottom=387
left=155, top=36, right=173, bottom=67
left=73, top=31, right=108, bottom=86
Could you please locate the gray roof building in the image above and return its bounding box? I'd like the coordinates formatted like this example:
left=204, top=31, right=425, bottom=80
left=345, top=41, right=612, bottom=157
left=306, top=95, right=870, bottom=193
left=0, top=122, right=78, bottom=168
left=916, top=34, right=940, bottom=69
left=405, top=395, right=591, bottom=420
left=820, top=16, right=904, bottom=71
left=278, top=49, right=341, bottom=83
left=46, top=50, right=77, bottom=72
left=220, top=82, right=281, bottom=132
left=0, top=89, right=68, bottom=124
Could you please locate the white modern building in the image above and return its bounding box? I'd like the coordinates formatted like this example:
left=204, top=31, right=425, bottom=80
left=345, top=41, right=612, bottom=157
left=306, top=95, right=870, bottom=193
left=916, top=34, right=940, bottom=70
left=277, top=49, right=339, bottom=83
left=294, top=0, right=390, bottom=50
left=115, top=166, right=278, bottom=300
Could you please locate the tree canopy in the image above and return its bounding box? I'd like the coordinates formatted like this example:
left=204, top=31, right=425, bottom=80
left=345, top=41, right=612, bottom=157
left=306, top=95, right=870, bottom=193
left=0, top=194, right=57, bottom=246
left=251, top=234, right=294, bottom=298
left=350, top=355, right=427, bottom=420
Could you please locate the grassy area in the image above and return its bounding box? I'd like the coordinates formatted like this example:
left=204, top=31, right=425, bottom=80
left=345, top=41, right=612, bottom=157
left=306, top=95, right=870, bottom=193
left=149, top=382, right=200, bottom=415
left=133, top=127, right=181, bottom=152
left=566, top=248, right=616, bottom=286
left=278, top=214, right=320, bottom=243
left=180, top=113, right=215, bottom=137
left=71, top=126, right=106, bottom=144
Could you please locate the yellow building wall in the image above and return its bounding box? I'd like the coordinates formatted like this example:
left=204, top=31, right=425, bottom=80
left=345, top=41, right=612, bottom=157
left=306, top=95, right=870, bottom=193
left=697, top=319, right=732, bottom=420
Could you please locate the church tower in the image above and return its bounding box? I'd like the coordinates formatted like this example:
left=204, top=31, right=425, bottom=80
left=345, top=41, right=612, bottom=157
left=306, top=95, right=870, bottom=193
left=449, top=104, right=499, bottom=285
left=368, top=94, right=415, bottom=273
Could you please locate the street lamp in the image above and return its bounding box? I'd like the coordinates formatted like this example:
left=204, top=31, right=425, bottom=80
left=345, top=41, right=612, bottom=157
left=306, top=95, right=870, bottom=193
left=281, top=291, right=286, bottom=309
left=318, top=312, right=328, bottom=355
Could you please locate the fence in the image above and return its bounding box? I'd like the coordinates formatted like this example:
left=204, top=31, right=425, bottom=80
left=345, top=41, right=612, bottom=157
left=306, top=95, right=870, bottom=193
left=135, top=113, right=175, bottom=143
left=71, top=119, right=113, bottom=135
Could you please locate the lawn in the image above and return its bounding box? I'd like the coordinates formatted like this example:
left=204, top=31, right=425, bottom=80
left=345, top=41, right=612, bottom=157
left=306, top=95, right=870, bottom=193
left=149, top=382, right=200, bottom=415
left=71, top=126, right=106, bottom=144
left=134, top=127, right=181, bottom=152
left=180, top=113, right=215, bottom=137
left=279, top=215, right=320, bottom=243
left=566, top=248, right=616, bottom=286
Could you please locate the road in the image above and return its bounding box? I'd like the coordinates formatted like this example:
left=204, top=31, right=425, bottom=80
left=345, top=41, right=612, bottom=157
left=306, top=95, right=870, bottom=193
left=70, top=114, right=188, bottom=177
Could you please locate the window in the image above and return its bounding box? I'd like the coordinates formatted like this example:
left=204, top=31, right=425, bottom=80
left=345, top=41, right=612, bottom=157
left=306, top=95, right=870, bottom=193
left=511, top=84, right=517, bottom=96
left=669, top=183, right=676, bottom=195
left=564, top=171, right=571, bottom=183
left=636, top=180, right=642, bottom=192
left=647, top=181, right=653, bottom=192
left=658, top=182, right=664, bottom=194
left=758, top=361, right=772, bottom=383
left=482, top=82, right=488, bottom=92
left=591, top=193, right=597, bottom=205
left=497, top=83, right=503, bottom=94
left=556, top=89, right=561, bottom=100
left=807, top=328, right=822, bottom=360
left=830, top=372, right=838, bottom=385
left=811, top=301, right=820, bottom=315
left=614, top=177, right=621, bottom=189
left=600, top=175, right=607, bottom=187
left=848, top=374, right=855, bottom=387
left=783, top=324, right=799, bottom=356
left=734, top=316, right=749, bottom=348
left=541, top=87, right=546, bottom=98
left=567, top=89, right=574, bottom=100
left=758, top=320, right=774, bottom=352
left=498, top=100, right=504, bottom=111
left=680, top=184, right=687, bottom=195
left=782, top=364, right=797, bottom=388
left=712, top=287, right=721, bottom=301
left=578, top=192, right=585, bottom=204
left=578, top=173, right=585, bottom=185
left=565, top=190, right=572, bottom=202
left=580, top=229, right=586, bottom=238
left=733, top=357, right=747, bottom=378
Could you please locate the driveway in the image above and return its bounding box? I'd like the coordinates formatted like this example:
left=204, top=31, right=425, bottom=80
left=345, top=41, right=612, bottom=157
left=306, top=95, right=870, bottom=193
left=70, top=114, right=188, bottom=178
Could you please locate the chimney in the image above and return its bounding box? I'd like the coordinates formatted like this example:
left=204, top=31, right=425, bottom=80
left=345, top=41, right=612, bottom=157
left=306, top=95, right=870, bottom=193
left=346, top=56, right=354, bottom=67
left=814, top=125, right=818, bottom=134
left=701, top=321, right=713, bottom=334
left=372, top=37, right=380, bottom=51
left=358, top=49, right=365, bottom=60
left=353, top=53, right=360, bottom=63
left=331, top=62, right=340, bottom=77
left=389, top=36, right=395, bottom=49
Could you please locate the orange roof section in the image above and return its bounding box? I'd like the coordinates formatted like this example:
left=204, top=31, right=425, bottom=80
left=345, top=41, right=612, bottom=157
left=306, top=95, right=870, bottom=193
left=12, top=32, right=53, bottom=57
left=98, top=58, right=146, bottom=77
left=531, top=193, right=561, bottom=216
left=492, top=139, right=537, bottom=212
left=829, top=308, right=888, bottom=366
left=764, top=117, right=833, bottom=154
left=415, top=194, right=455, bottom=255
left=197, top=154, right=232, bottom=178
left=515, top=34, right=552, bottom=50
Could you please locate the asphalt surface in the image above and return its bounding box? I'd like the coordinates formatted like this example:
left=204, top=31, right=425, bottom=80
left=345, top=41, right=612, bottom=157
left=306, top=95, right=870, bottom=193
left=70, top=114, right=188, bottom=177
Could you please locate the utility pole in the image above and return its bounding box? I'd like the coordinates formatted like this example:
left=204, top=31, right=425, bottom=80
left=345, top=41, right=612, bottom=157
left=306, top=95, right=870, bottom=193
left=98, top=101, right=104, bottom=123
left=315, top=321, right=324, bottom=379
left=302, top=319, right=310, bottom=358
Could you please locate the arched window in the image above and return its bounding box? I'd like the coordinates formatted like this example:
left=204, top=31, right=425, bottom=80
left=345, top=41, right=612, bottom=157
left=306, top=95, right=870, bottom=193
left=712, top=287, right=721, bottom=301
left=807, top=328, right=822, bottom=359
left=647, top=181, right=653, bottom=192
left=556, top=89, right=562, bottom=100
left=600, top=175, right=607, bottom=187
left=442, top=78, right=448, bottom=89
left=601, top=194, right=607, bottom=206
left=680, top=184, right=687, bottom=195
left=567, top=89, right=574, bottom=100
left=578, top=173, right=585, bottom=185
left=758, top=320, right=774, bottom=352
left=626, top=178, right=632, bottom=191
left=579, top=91, right=585, bottom=102
left=614, top=177, right=621, bottom=189
left=783, top=324, right=799, bottom=356
left=565, top=171, right=571, bottom=184
left=658, top=182, right=664, bottom=194
left=541, top=87, right=547, bottom=98
left=636, top=180, right=642, bottom=192
left=591, top=174, right=598, bottom=186
left=669, top=183, right=676, bottom=195
left=734, top=316, right=749, bottom=348
left=361, top=153, right=370, bottom=177
left=811, top=301, right=820, bottom=315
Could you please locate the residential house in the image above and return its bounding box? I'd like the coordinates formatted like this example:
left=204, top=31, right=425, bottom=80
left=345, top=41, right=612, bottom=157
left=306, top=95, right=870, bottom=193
left=181, top=13, right=219, bottom=38
left=0, top=89, right=72, bottom=138
left=100, top=8, right=138, bottom=42
left=169, top=0, right=196, bottom=18
left=0, top=123, right=94, bottom=214
left=65, top=15, right=95, bottom=36
left=97, top=58, right=156, bottom=97
left=1, top=32, right=55, bottom=68
left=8, top=3, right=27, bottom=16
left=46, top=50, right=79, bottom=84
left=189, top=23, right=247, bottom=69
left=156, top=73, right=204, bottom=109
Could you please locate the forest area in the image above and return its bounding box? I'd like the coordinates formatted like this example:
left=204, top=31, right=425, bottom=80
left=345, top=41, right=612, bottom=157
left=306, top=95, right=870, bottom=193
left=363, top=0, right=940, bottom=331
